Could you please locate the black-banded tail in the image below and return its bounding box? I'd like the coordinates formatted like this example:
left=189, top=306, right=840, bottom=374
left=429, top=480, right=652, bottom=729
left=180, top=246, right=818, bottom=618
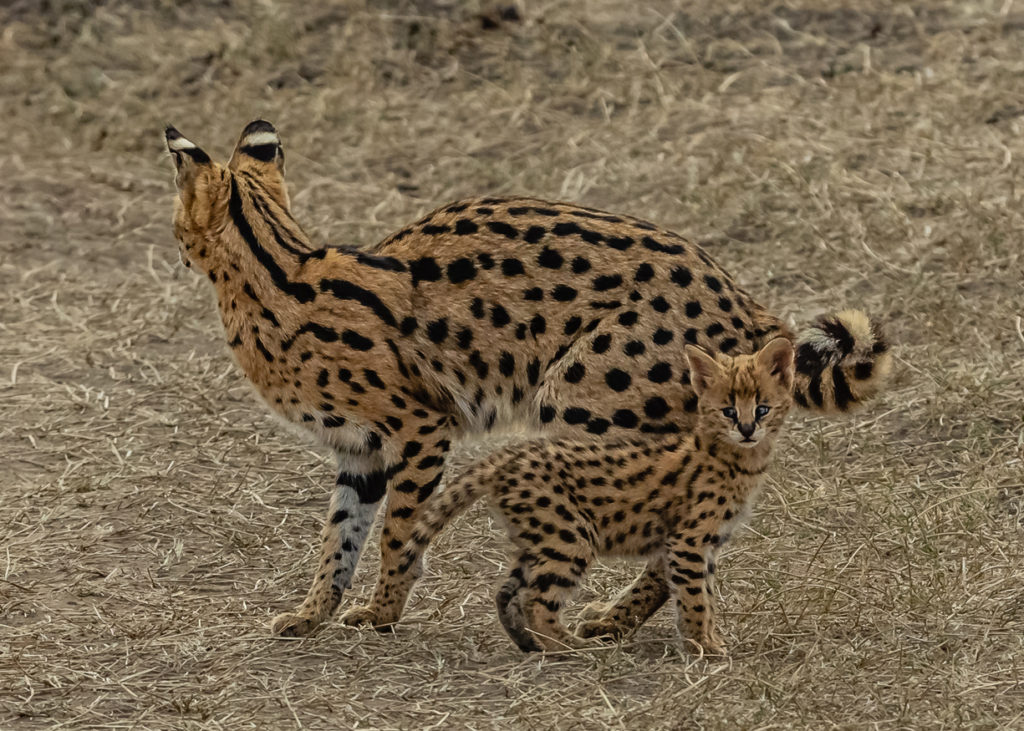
left=397, top=472, right=487, bottom=574
left=792, top=309, right=892, bottom=414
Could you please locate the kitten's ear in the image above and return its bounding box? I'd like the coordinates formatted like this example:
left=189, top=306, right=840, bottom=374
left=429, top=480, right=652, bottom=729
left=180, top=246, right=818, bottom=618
left=685, top=345, right=722, bottom=397
left=165, top=126, right=212, bottom=195
left=756, top=337, right=795, bottom=390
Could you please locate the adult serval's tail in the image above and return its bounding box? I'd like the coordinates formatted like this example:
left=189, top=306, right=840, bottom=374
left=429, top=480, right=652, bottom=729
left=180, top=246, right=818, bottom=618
left=792, top=309, right=892, bottom=414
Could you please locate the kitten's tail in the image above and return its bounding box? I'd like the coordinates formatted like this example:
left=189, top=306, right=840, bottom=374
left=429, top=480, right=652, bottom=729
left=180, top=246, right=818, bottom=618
left=792, top=309, right=893, bottom=414
left=398, top=468, right=487, bottom=574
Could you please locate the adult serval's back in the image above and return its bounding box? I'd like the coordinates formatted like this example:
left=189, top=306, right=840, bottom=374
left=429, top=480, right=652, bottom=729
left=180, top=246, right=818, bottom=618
left=164, top=121, right=890, bottom=637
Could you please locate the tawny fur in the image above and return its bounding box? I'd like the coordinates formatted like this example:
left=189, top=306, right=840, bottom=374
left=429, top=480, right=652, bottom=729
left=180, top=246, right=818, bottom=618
left=164, top=121, right=892, bottom=637
left=402, top=339, right=801, bottom=655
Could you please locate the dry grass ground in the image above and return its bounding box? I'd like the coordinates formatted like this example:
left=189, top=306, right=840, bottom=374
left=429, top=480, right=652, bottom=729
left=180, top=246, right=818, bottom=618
left=1, top=0, right=1022, bottom=728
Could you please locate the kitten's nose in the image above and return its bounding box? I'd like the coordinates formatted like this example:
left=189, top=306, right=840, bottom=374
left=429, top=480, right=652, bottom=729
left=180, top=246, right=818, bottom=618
left=738, top=422, right=756, bottom=439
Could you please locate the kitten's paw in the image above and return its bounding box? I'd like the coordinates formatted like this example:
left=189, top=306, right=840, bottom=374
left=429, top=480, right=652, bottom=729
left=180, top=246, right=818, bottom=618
left=338, top=604, right=396, bottom=632
left=574, top=618, right=626, bottom=642
left=577, top=600, right=613, bottom=622
left=270, top=612, right=320, bottom=638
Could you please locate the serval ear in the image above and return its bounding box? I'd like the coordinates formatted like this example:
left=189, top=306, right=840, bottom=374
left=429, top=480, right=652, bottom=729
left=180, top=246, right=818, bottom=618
left=228, top=120, right=288, bottom=208
left=685, top=345, right=722, bottom=397
left=165, top=126, right=212, bottom=195
left=756, top=337, right=795, bottom=391
left=229, top=120, right=285, bottom=175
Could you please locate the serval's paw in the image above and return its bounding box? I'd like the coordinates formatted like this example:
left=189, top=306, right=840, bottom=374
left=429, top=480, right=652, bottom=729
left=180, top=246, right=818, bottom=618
left=339, top=604, right=396, bottom=632
left=679, top=631, right=727, bottom=658
left=271, top=612, right=321, bottom=638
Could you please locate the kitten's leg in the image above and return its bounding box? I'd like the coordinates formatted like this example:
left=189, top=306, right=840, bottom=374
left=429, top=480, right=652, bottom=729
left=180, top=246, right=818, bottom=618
left=521, top=553, right=597, bottom=652
left=530, top=327, right=688, bottom=639
left=574, top=556, right=669, bottom=640
left=496, top=551, right=541, bottom=653
left=340, top=417, right=452, bottom=630
left=271, top=455, right=385, bottom=637
left=665, top=533, right=726, bottom=656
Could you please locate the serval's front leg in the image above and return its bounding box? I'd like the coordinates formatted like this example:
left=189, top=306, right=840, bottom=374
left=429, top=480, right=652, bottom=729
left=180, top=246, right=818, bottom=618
left=271, top=454, right=386, bottom=637
left=339, top=417, right=453, bottom=630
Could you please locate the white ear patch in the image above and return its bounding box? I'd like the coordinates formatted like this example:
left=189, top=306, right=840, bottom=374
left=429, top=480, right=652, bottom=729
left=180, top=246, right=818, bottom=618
left=167, top=135, right=197, bottom=151
left=242, top=130, right=280, bottom=147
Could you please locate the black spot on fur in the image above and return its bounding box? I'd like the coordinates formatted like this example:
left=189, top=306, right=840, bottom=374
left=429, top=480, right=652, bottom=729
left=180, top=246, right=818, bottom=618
left=524, top=226, right=546, bottom=243
left=605, top=369, right=631, bottom=392
left=563, top=407, right=591, bottom=425
left=499, top=352, right=516, bottom=376
left=552, top=285, right=578, bottom=302
left=670, top=266, right=692, bottom=288
left=623, top=340, right=646, bottom=357
left=650, top=296, right=670, bottom=313
left=644, top=396, right=670, bottom=419
left=447, top=258, right=477, bottom=284
left=491, top=304, right=511, bottom=327
left=487, top=221, right=518, bottom=239
left=564, top=362, right=586, bottom=383
left=647, top=362, right=672, bottom=383
left=571, top=257, right=592, bottom=274
left=593, top=274, right=623, bottom=291
left=613, top=409, right=639, bottom=428
left=653, top=328, right=674, bottom=345
left=501, top=258, right=525, bottom=276
left=409, top=257, right=443, bottom=285
left=426, top=318, right=449, bottom=343
left=592, top=334, right=612, bottom=354
left=341, top=330, right=374, bottom=350
left=538, top=247, right=564, bottom=269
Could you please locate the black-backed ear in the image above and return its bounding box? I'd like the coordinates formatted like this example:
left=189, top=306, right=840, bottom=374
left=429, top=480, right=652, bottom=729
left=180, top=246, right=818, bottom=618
left=685, top=345, right=722, bottom=397
left=166, top=126, right=212, bottom=193
left=228, top=120, right=285, bottom=175
left=756, top=337, right=795, bottom=391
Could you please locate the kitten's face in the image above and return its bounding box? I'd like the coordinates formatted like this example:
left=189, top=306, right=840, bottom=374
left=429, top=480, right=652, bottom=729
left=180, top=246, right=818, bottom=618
left=686, top=339, right=795, bottom=449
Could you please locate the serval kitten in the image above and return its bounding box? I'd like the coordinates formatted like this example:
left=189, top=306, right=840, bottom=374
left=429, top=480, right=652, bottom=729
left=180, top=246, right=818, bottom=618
left=165, top=121, right=891, bottom=638
left=402, top=338, right=798, bottom=655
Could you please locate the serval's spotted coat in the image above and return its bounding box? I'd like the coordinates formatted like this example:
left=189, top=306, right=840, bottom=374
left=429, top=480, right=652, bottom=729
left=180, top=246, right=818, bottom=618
left=165, top=121, right=891, bottom=637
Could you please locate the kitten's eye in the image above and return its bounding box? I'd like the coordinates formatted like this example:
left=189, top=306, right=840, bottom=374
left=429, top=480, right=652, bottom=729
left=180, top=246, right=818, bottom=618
left=755, top=405, right=770, bottom=418
left=722, top=407, right=737, bottom=419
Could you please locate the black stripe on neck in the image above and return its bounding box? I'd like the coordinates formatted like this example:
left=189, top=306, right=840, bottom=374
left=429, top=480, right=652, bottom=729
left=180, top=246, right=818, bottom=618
left=247, top=188, right=308, bottom=257
left=228, top=177, right=315, bottom=303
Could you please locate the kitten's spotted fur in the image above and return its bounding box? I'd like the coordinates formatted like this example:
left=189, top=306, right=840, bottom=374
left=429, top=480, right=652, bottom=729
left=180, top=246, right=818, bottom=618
left=402, top=338, right=798, bottom=655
